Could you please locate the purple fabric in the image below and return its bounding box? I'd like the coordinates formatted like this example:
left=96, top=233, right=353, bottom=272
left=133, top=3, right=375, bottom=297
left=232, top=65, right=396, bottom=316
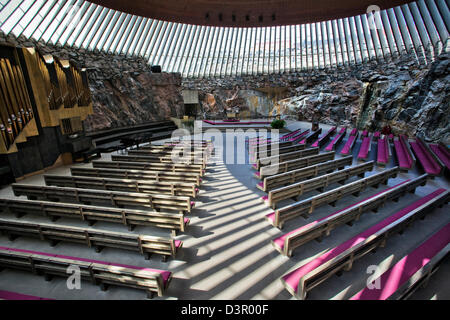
left=394, top=137, right=412, bottom=169
left=357, top=137, right=371, bottom=159
left=350, top=128, right=358, bottom=136
left=430, top=144, right=450, bottom=169
left=362, top=130, right=368, bottom=138
left=190, top=201, right=195, bottom=208
left=340, top=135, right=357, bottom=155
left=326, top=129, right=345, bottom=151
left=374, top=132, right=381, bottom=138
left=0, top=247, right=172, bottom=284
left=257, top=182, right=264, bottom=188
left=299, top=139, right=307, bottom=145
left=377, top=138, right=389, bottom=164
left=184, top=218, right=190, bottom=224
left=255, top=172, right=261, bottom=178
left=312, top=127, right=336, bottom=148
left=282, top=189, right=447, bottom=293
left=0, top=290, right=52, bottom=300
left=272, top=180, right=410, bottom=251
left=410, top=140, right=441, bottom=175
left=174, top=240, right=183, bottom=248
left=351, top=223, right=450, bottom=300
left=252, top=164, right=258, bottom=169
left=262, top=195, right=269, bottom=201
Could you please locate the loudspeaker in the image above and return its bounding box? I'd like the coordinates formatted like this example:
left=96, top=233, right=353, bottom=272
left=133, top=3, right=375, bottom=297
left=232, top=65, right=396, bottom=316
left=151, top=65, right=162, bottom=73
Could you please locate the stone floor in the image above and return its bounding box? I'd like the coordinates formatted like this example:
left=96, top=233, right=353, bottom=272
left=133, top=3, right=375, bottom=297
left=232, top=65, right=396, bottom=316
left=0, top=122, right=449, bottom=300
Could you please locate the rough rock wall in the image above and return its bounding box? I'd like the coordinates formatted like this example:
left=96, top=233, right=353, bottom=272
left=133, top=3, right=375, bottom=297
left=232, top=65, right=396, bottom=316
left=183, top=51, right=449, bottom=144
left=0, top=32, right=184, bottom=133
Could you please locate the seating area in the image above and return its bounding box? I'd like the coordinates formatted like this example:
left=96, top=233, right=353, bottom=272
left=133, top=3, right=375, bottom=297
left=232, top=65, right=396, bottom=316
left=393, top=135, right=415, bottom=170
left=311, top=127, right=336, bottom=148
left=357, top=134, right=373, bottom=161
left=429, top=143, right=450, bottom=175
left=377, top=137, right=391, bottom=166
left=281, top=188, right=449, bottom=300
left=324, top=128, right=347, bottom=151
left=410, top=137, right=443, bottom=176
left=0, top=139, right=214, bottom=298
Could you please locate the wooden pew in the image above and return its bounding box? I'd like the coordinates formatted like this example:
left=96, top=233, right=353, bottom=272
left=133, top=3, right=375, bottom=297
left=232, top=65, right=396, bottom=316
left=263, top=161, right=375, bottom=209
left=44, top=175, right=198, bottom=198
left=350, top=223, right=450, bottom=300
left=340, top=132, right=359, bottom=156
left=0, top=218, right=182, bottom=261
left=410, top=137, right=442, bottom=176
left=252, top=148, right=319, bottom=171
left=266, top=167, right=399, bottom=229
left=272, top=175, right=429, bottom=256
left=298, top=129, right=322, bottom=145
left=429, top=143, right=450, bottom=176
left=311, top=127, right=337, bottom=148
left=325, top=128, right=347, bottom=152
left=111, top=154, right=207, bottom=169
left=92, top=160, right=205, bottom=176
left=256, top=156, right=353, bottom=192
left=357, top=135, right=373, bottom=161
left=255, top=152, right=335, bottom=180
left=12, top=184, right=195, bottom=214
left=251, top=144, right=307, bottom=162
left=281, top=188, right=449, bottom=300
left=350, top=128, right=358, bottom=136
left=377, top=137, right=391, bottom=166
left=393, top=135, right=415, bottom=170
left=248, top=129, right=301, bottom=145
left=128, top=149, right=209, bottom=162
left=0, top=198, right=189, bottom=235
left=70, top=167, right=202, bottom=186
left=0, top=247, right=172, bottom=298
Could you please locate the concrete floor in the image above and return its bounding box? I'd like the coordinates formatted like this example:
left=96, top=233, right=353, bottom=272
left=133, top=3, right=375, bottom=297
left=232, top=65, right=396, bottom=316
left=0, top=122, right=449, bottom=300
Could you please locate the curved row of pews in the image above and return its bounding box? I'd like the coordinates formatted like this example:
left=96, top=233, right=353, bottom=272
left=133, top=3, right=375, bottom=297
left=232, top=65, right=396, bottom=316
left=249, top=126, right=449, bottom=300
left=0, top=139, right=214, bottom=299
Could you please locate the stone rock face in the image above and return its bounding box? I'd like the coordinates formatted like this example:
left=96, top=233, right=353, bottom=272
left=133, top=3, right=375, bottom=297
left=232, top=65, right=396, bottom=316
left=184, top=51, right=449, bottom=144
left=0, top=31, right=184, bottom=133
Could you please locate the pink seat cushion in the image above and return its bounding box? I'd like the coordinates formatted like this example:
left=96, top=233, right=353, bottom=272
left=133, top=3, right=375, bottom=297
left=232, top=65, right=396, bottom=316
left=430, top=144, right=450, bottom=169
left=282, top=189, right=446, bottom=293
left=358, top=137, right=371, bottom=159
left=266, top=212, right=276, bottom=222
left=299, top=139, right=306, bottom=145
left=374, top=132, right=381, bottom=138
left=394, top=140, right=411, bottom=169
left=190, top=201, right=195, bottom=208
left=377, top=139, right=389, bottom=164
left=0, top=290, right=52, bottom=300
left=410, top=141, right=441, bottom=175
left=351, top=223, right=450, bottom=300
left=184, top=218, right=190, bottom=224
left=262, top=195, right=268, bottom=201
left=340, top=136, right=357, bottom=155
left=273, top=180, right=409, bottom=251
left=174, top=240, right=183, bottom=248
left=257, top=182, right=264, bottom=188
left=255, top=172, right=260, bottom=177
left=362, top=130, right=368, bottom=137
left=252, top=164, right=258, bottom=169
left=350, top=129, right=358, bottom=136
left=311, top=140, right=319, bottom=148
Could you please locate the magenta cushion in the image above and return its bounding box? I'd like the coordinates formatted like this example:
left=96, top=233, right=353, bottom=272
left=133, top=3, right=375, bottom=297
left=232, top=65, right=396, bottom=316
left=430, top=144, right=450, bottom=169
left=351, top=223, right=450, bottom=300
left=410, top=140, right=441, bottom=175
left=340, top=135, right=357, bottom=155
left=357, top=137, right=371, bottom=159
left=273, top=180, right=410, bottom=251
left=282, top=189, right=446, bottom=293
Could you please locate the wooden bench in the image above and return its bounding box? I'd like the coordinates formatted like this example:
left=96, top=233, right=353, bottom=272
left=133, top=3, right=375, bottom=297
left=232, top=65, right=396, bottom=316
left=263, top=161, right=375, bottom=209
left=0, top=218, right=183, bottom=261
left=393, top=135, right=415, bottom=170
left=248, top=129, right=301, bottom=145
left=256, top=152, right=335, bottom=180
left=112, top=154, right=207, bottom=169
left=0, top=247, right=172, bottom=298
left=251, top=144, right=307, bottom=162
left=357, top=135, right=373, bottom=161
left=266, top=167, right=399, bottom=229
left=377, top=137, right=391, bottom=166
left=71, top=167, right=202, bottom=186
left=325, top=128, right=347, bottom=152
left=252, top=148, right=319, bottom=171
left=272, top=175, right=429, bottom=257
left=0, top=198, right=189, bottom=235
left=340, top=132, right=359, bottom=156
left=44, top=175, right=198, bottom=198
left=298, top=129, right=322, bottom=145
left=350, top=222, right=450, bottom=300
left=410, top=137, right=442, bottom=176
left=311, top=127, right=337, bottom=148
left=249, top=140, right=295, bottom=158
left=281, top=188, right=449, bottom=300
left=0, top=290, right=52, bottom=300
left=429, top=143, right=450, bottom=176
left=12, top=184, right=195, bottom=214
left=93, top=160, right=205, bottom=176
left=256, top=156, right=353, bottom=192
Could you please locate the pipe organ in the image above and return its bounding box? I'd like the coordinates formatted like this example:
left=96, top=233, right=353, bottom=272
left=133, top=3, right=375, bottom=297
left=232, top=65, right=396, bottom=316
left=0, top=43, right=93, bottom=181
